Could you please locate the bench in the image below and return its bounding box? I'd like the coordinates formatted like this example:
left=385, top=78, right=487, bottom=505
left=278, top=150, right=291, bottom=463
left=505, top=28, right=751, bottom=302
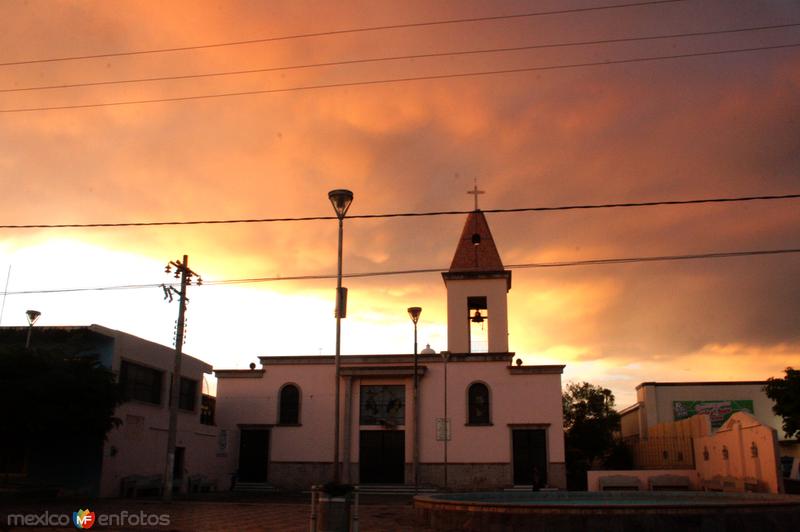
left=649, top=474, right=691, bottom=491
left=120, top=474, right=163, bottom=498
left=188, top=474, right=217, bottom=493
left=599, top=475, right=641, bottom=491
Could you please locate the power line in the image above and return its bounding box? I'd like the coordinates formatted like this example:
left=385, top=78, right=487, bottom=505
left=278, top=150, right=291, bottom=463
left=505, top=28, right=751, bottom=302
left=3, top=247, right=798, bottom=296
left=0, top=193, right=797, bottom=230
left=5, top=22, right=798, bottom=94
left=3, top=41, right=797, bottom=114
left=0, top=0, right=686, bottom=67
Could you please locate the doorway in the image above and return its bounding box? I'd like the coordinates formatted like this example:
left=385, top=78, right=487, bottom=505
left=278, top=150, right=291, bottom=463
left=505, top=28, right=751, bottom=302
left=512, top=429, right=547, bottom=486
left=359, top=430, right=405, bottom=484
left=238, top=429, right=270, bottom=482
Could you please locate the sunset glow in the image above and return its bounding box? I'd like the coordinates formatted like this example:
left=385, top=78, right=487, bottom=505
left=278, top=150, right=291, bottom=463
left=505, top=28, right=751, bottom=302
left=1, top=0, right=799, bottom=407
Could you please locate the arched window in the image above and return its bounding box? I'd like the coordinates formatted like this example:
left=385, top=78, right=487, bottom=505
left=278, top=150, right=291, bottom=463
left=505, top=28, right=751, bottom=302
left=278, top=384, right=300, bottom=425
left=467, top=382, right=491, bottom=425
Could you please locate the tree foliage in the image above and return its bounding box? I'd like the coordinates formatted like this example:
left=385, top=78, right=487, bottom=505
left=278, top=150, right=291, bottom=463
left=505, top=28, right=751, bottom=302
left=0, top=345, right=122, bottom=455
left=563, top=381, right=625, bottom=489
left=764, top=367, right=800, bottom=439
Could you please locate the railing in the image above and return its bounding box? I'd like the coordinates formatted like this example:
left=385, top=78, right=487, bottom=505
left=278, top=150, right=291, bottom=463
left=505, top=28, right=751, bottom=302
left=627, top=437, right=695, bottom=470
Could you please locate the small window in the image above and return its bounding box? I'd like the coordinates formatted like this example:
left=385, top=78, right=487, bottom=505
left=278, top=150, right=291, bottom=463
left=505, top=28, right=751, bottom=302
left=120, top=361, right=163, bottom=405
left=467, top=382, right=491, bottom=425
left=201, top=394, right=216, bottom=425
left=279, top=384, right=300, bottom=425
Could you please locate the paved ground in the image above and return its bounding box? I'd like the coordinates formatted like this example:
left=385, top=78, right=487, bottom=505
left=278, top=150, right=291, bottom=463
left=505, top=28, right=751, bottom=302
left=0, top=493, right=432, bottom=531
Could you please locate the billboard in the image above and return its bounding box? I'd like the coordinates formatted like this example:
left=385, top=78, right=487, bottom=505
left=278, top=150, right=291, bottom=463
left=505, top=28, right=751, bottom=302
left=672, top=399, right=754, bottom=428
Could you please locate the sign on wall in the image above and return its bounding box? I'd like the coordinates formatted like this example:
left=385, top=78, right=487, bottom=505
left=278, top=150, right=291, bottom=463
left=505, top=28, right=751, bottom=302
left=672, top=400, right=754, bottom=428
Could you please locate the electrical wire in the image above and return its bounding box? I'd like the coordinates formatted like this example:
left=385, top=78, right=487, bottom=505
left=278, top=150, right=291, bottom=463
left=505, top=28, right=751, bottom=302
left=0, top=0, right=687, bottom=67
left=0, top=193, right=797, bottom=229
left=3, top=42, right=798, bottom=114
left=5, top=22, right=798, bottom=94
left=2, top=247, right=798, bottom=296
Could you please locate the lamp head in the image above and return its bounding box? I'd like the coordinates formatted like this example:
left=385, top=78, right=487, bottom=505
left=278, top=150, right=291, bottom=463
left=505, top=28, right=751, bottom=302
left=328, top=189, right=354, bottom=219
left=407, top=306, right=422, bottom=324
left=26, top=309, right=41, bottom=326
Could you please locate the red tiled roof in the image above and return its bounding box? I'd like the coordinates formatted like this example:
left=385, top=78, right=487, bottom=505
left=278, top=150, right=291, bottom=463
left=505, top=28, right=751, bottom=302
left=448, top=210, right=505, bottom=272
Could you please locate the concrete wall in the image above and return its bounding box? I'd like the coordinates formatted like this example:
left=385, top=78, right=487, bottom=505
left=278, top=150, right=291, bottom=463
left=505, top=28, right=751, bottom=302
left=694, top=412, right=783, bottom=493
left=635, top=382, right=783, bottom=437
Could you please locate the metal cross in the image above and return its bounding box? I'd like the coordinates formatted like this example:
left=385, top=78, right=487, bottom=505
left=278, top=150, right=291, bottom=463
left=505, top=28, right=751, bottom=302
left=467, top=179, right=485, bottom=210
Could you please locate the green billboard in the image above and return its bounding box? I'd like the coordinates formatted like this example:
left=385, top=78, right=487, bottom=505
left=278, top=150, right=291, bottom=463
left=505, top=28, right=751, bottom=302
left=672, top=399, right=754, bottom=428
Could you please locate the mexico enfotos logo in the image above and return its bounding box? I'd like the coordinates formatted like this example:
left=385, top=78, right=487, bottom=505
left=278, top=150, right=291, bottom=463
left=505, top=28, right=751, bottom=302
left=6, top=508, right=170, bottom=528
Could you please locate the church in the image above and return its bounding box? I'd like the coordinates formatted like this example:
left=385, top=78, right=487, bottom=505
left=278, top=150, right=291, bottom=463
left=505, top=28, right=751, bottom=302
left=215, top=207, right=567, bottom=490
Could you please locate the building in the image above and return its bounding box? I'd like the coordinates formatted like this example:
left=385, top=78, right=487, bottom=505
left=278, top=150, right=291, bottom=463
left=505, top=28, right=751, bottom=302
left=620, top=381, right=787, bottom=440
left=619, top=380, right=799, bottom=477
left=0, top=325, right=225, bottom=497
left=215, top=209, right=567, bottom=490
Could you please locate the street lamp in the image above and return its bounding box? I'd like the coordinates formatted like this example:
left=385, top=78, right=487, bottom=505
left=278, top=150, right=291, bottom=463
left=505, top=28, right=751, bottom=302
left=440, top=351, right=450, bottom=489
left=25, top=309, right=41, bottom=349
left=408, top=306, right=421, bottom=493
left=329, top=189, right=353, bottom=483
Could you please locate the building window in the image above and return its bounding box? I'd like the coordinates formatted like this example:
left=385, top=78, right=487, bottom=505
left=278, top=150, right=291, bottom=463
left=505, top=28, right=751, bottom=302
left=201, top=394, right=216, bottom=425
left=179, top=378, right=198, bottom=411
left=167, top=376, right=198, bottom=411
left=120, top=360, right=163, bottom=405
left=360, top=385, right=405, bottom=426
left=278, top=384, right=300, bottom=425
left=467, top=382, right=491, bottom=425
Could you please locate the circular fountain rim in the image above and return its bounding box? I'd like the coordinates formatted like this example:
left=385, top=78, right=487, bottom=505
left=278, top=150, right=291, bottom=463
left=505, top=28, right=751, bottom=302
left=414, top=490, right=800, bottom=511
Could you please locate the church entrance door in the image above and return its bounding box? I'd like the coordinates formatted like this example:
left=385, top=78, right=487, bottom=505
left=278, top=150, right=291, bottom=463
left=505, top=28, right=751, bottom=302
left=512, top=429, right=548, bottom=486
left=238, top=428, right=270, bottom=482
left=359, top=430, right=405, bottom=484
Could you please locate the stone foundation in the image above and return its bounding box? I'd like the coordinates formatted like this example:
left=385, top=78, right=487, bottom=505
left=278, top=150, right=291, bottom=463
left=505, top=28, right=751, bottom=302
left=268, top=462, right=334, bottom=490
left=266, top=461, right=566, bottom=491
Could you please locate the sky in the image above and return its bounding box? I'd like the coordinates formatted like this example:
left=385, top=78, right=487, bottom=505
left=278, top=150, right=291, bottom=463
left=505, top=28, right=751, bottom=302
left=0, top=0, right=798, bottom=406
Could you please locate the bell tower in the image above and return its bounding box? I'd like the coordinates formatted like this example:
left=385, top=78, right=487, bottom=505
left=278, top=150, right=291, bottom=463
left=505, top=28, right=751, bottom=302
left=442, top=207, right=511, bottom=353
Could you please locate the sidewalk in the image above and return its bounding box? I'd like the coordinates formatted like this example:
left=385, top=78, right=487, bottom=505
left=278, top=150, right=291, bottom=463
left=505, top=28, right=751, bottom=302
left=0, top=493, right=432, bottom=531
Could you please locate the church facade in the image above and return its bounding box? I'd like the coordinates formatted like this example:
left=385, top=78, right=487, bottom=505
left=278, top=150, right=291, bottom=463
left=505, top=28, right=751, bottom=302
left=215, top=210, right=567, bottom=490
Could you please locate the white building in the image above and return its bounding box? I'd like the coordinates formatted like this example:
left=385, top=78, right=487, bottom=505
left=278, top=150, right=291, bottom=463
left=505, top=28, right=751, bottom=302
left=215, top=210, right=567, bottom=490
left=0, top=325, right=226, bottom=497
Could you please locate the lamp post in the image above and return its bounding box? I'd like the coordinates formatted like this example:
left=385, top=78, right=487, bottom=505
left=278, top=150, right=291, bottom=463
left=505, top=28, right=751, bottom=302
left=25, top=309, right=41, bottom=349
left=407, top=306, right=422, bottom=493
left=329, top=189, right=353, bottom=483
left=440, top=351, right=450, bottom=489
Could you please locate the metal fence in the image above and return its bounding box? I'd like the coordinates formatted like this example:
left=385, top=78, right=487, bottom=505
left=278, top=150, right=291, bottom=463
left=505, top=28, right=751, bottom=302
left=627, top=437, right=695, bottom=470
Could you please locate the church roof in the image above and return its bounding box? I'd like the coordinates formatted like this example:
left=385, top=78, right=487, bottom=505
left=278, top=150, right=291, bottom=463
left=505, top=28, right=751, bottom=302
left=448, top=210, right=505, bottom=272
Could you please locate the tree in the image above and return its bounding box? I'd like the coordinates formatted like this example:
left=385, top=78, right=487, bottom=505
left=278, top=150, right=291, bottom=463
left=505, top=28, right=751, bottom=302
left=0, top=343, right=122, bottom=481
left=764, top=367, right=800, bottom=439
left=562, top=382, right=625, bottom=489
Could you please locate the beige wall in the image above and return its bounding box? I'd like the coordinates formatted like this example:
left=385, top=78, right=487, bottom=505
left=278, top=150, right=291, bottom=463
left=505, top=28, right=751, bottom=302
left=694, top=412, right=783, bottom=493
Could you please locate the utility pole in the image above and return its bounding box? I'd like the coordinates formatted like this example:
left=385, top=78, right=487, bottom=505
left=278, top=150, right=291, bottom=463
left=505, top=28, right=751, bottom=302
left=161, top=255, right=201, bottom=501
